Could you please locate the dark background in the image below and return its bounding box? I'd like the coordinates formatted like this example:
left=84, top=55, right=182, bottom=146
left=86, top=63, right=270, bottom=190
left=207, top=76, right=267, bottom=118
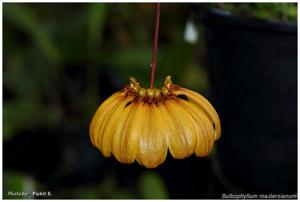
left=3, top=3, right=297, bottom=199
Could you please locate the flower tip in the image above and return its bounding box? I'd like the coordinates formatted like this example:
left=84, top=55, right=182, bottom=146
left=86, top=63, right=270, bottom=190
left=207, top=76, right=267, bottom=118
left=138, top=88, right=146, bottom=97
left=129, top=77, right=140, bottom=92
left=164, top=75, right=172, bottom=85
left=164, top=75, right=176, bottom=91
left=129, top=77, right=136, bottom=84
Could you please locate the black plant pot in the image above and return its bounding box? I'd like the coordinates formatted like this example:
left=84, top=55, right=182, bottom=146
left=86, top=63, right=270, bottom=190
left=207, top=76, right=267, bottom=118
left=200, top=9, right=297, bottom=194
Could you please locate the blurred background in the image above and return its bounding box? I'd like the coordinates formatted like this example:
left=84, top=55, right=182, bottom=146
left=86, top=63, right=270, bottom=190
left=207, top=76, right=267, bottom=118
left=3, top=3, right=297, bottom=199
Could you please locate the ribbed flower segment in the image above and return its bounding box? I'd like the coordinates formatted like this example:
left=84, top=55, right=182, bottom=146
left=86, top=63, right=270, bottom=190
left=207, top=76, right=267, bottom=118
left=89, top=76, right=221, bottom=168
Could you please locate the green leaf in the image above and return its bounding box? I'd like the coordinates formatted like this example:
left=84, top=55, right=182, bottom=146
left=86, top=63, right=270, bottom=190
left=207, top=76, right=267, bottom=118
left=139, top=171, right=169, bottom=199
left=3, top=4, right=62, bottom=66
left=3, top=171, right=36, bottom=199
left=87, top=3, right=108, bottom=48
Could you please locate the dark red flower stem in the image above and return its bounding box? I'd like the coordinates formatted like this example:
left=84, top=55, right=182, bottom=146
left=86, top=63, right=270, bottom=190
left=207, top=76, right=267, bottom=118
left=150, top=3, right=160, bottom=89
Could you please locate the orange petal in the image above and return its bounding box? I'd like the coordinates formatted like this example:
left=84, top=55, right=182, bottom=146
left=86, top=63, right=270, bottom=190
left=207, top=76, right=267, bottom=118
left=119, top=102, right=144, bottom=163
left=89, top=92, right=125, bottom=145
left=110, top=100, right=137, bottom=163
left=156, top=103, right=187, bottom=159
left=174, top=87, right=221, bottom=140
left=136, top=103, right=168, bottom=168
left=93, top=97, right=127, bottom=151
left=99, top=97, right=133, bottom=157
left=164, top=100, right=197, bottom=157
left=176, top=99, right=214, bottom=157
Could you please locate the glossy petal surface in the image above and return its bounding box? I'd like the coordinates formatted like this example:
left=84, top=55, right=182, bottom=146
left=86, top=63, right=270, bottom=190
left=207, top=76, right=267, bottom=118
left=89, top=76, right=221, bottom=168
